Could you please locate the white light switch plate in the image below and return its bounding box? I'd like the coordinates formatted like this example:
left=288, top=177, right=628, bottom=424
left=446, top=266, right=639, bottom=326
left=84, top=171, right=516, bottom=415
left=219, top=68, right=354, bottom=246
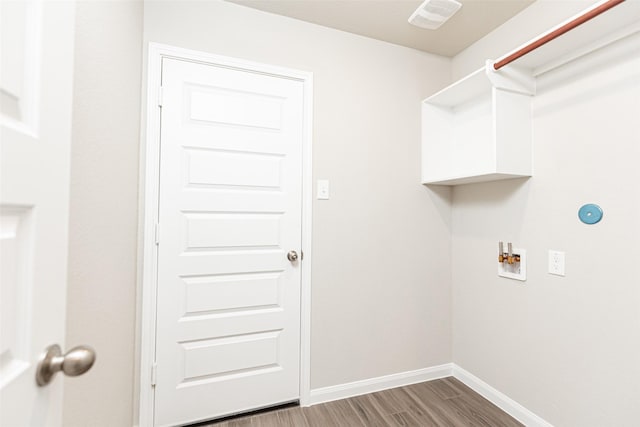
left=317, top=179, right=329, bottom=200
left=498, top=248, right=526, bottom=281
left=548, top=250, right=565, bottom=276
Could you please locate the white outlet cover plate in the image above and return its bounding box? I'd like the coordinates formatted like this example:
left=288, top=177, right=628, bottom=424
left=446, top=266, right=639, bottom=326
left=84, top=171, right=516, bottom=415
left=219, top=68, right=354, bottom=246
left=548, top=250, right=565, bottom=276
left=498, top=248, right=526, bottom=281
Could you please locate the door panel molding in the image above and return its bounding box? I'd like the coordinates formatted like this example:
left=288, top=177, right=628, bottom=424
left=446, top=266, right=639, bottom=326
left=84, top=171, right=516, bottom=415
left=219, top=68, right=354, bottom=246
left=0, top=0, right=76, bottom=424
left=137, top=43, right=313, bottom=427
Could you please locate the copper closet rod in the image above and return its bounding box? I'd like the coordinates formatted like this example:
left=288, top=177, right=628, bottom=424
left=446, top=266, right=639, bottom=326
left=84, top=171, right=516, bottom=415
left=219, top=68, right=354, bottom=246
left=493, top=0, right=626, bottom=70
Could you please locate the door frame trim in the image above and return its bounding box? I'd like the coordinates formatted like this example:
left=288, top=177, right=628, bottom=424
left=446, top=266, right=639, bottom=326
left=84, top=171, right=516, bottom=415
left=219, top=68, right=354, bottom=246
left=136, top=42, right=313, bottom=427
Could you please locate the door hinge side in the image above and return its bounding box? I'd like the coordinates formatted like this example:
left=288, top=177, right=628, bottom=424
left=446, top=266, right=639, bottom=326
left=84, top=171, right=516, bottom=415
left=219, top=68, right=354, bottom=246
left=151, top=362, right=157, bottom=387
left=154, top=223, right=160, bottom=245
left=157, top=86, right=163, bottom=108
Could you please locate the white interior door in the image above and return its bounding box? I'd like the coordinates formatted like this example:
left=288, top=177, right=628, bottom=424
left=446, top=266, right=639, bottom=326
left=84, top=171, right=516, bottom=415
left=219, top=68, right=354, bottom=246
left=154, top=58, right=304, bottom=426
left=0, top=1, right=76, bottom=425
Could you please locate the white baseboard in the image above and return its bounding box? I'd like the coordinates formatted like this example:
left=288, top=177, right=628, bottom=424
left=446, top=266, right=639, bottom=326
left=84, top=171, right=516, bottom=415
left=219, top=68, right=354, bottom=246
left=452, top=365, right=553, bottom=427
left=306, top=363, right=453, bottom=406
left=306, top=363, right=552, bottom=426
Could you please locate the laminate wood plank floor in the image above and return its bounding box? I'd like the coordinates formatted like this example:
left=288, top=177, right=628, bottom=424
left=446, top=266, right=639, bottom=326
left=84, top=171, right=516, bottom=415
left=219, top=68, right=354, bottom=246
left=201, top=377, right=523, bottom=427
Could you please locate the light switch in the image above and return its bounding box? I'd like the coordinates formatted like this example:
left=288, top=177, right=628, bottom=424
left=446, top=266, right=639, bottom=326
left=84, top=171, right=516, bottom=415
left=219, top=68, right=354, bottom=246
left=317, top=180, right=329, bottom=200
left=548, top=250, right=565, bottom=276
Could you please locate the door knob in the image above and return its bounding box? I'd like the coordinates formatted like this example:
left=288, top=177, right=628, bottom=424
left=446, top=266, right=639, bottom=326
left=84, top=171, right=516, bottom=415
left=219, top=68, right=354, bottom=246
left=36, top=344, right=96, bottom=386
left=287, top=250, right=298, bottom=262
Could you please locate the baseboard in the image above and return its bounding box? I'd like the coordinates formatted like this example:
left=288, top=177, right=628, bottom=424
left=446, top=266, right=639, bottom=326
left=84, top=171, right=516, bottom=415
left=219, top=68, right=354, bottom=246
left=306, top=363, right=453, bottom=406
left=306, top=362, right=552, bottom=426
left=452, top=365, right=553, bottom=427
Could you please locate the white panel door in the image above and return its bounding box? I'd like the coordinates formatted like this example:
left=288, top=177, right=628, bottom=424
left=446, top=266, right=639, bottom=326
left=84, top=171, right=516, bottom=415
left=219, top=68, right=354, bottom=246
left=0, top=0, right=76, bottom=425
left=154, top=58, right=304, bottom=426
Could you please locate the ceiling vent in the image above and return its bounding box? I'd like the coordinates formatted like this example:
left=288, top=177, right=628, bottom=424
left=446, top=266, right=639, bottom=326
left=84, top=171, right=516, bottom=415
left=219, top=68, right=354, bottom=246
left=408, top=0, right=462, bottom=30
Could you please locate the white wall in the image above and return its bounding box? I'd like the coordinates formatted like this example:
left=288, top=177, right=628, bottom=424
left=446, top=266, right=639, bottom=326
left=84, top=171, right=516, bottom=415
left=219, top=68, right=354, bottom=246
left=143, top=0, right=453, bottom=391
left=451, top=8, right=640, bottom=426
left=64, top=1, right=143, bottom=426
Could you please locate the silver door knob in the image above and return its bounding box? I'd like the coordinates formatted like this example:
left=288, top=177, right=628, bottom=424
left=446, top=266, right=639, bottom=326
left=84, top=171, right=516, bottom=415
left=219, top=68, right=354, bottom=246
left=36, top=344, right=96, bottom=386
left=287, top=250, right=298, bottom=262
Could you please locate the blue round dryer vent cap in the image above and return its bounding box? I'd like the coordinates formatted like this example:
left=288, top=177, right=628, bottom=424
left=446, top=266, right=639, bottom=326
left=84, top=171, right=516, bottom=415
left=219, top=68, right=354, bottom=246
left=578, top=204, right=603, bottom=225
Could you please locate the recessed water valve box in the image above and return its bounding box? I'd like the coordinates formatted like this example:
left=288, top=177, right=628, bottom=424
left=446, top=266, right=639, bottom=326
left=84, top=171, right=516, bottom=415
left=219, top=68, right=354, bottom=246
left=498, top=248, right=526, bottom=281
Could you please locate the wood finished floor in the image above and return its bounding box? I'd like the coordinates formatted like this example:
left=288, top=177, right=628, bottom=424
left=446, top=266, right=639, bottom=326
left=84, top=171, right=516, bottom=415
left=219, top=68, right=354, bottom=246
left=202, top=377, right=523, bottom=427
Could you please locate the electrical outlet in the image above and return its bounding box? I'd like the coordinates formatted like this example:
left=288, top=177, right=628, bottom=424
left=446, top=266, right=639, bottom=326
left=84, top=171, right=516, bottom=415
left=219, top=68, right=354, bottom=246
left=548, top=250, right=565, bottom=276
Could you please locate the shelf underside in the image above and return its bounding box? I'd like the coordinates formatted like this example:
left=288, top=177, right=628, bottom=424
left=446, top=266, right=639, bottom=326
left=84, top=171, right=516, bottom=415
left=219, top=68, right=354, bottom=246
left=422, top=173, right=531, bottom=186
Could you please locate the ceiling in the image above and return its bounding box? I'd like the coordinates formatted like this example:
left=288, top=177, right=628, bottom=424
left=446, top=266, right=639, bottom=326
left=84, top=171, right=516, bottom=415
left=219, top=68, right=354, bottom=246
left=225, top=0, right=535, bottom=57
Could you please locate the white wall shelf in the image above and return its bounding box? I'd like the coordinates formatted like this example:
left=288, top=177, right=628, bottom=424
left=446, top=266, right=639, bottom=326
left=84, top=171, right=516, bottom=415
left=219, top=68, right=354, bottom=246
left=421, top=62, right=535, bottom=186
left=421, top=0, right=640, bottom=186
